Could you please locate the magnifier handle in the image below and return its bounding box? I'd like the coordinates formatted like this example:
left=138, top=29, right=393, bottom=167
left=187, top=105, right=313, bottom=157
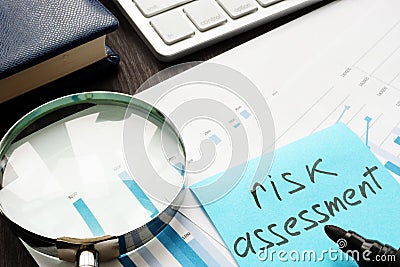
left=57, top=235, right=119, bottom=264
left=76, top=249, right=99, bottom=267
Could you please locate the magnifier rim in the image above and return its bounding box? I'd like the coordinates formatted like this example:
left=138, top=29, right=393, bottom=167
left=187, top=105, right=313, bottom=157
left=0, top=91, right=187, bottom=261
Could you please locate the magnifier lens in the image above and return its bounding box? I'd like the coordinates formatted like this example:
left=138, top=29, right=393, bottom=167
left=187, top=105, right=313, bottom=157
left=0, top=92, right=185, bottom=262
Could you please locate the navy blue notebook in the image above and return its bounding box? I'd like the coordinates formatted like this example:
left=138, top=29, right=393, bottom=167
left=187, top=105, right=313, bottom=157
left=0, top=0, right=119, bottom=102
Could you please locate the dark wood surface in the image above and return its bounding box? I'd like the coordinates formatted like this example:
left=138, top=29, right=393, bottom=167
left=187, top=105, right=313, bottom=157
left=0, top=1, right=331, bottom=266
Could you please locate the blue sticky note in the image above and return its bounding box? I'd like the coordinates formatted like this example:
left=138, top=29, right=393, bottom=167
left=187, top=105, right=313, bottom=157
left=191, top=124, right=400, bottom=266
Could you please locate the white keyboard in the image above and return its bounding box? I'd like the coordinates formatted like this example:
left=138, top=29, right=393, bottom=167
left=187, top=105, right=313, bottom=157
left=113, top=0, right=322, bottom=61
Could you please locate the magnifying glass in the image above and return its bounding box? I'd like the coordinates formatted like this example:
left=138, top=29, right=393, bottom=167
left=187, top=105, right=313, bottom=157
left=0, top=92, right=186, bottom=266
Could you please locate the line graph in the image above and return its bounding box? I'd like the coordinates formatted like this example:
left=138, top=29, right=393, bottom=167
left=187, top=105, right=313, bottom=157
left=364, top=116, right=372, bottom=148
left=336, top=105, right=351, bottom=123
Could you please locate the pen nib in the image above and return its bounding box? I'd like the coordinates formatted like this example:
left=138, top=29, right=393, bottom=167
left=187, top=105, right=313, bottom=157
left=324, top=225, right=347, bottom=243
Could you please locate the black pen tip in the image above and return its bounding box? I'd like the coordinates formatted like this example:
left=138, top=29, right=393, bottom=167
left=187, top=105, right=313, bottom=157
left=324, top=225, right=347, bottom=242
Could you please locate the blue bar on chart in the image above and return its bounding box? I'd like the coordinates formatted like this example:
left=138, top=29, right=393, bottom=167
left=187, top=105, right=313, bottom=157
left=173, top=162, right=185, bottom=176
left=174, top=212, right=233, bottom=266
left=118, top=254, right=137, bottom=267
left=118, top=171, right=159, bottom=218
left=209, top=134, right=221, bottom=145
left=383, top=136, right=400, bottom=176
left=233, top=123, right=241, bottom=128
left=240, top=110, right=251, bottom=119
left=384, top=161, right=400, bottom=176
left=137, top=246, right=163, bottom=267
left=73, top=198, right=105, bottom=236
left=116, top=211, right=232, bottom=267
left=394, top=136, right=400, bottom=146
left=186, top=239, right=218, bottom=266
left=157, top=225, right=208, bottom=267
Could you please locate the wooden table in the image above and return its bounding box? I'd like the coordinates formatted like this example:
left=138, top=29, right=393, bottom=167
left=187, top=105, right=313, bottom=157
left=0, top=1, right=331, bottom=266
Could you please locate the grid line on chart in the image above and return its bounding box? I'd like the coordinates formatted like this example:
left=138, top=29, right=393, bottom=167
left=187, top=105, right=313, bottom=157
left=352, top=16, right=400, bottom=89
left=277, top=86, right=335, bottom=141
left=360, top=113, right=383, bottom=138
left=310, top=95, right=351, bottom=134
left=353, top=19, right=400, bottom=66
left=380, top=122, right=400, bottom=146
left=352, top=66, right=400, bottom=91
left=346, top=104, right=366, bottom=125
left=371, top=46, right=400, bottom=75
left=390, top=70, right=400, bottom=84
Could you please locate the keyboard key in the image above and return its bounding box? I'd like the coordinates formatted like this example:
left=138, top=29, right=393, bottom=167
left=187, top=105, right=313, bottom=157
left=256, top=0, right=283, bottom=7
left=135, top=0, right=193, bottom=17
left=216, top=0, right=258, bottom=19
left=184, top=0, right=227, bottom=32
left=150, top=11, right=195, bottom=45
